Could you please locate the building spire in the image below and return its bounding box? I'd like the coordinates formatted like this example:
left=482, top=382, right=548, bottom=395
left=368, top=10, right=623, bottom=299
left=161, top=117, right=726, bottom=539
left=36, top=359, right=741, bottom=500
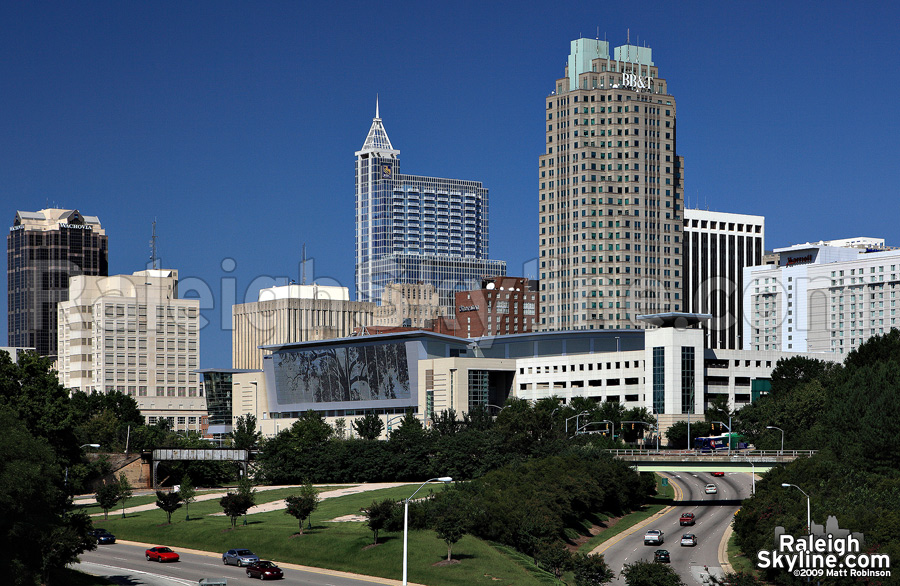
left=361, top=96, right=396, bottom=153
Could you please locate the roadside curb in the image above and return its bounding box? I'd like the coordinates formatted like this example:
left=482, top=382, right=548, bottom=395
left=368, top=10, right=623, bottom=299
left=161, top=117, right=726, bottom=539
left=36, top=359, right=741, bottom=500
left=116, top=540, right=424, bottom=585
left=719, top=523, right=734, bottom=574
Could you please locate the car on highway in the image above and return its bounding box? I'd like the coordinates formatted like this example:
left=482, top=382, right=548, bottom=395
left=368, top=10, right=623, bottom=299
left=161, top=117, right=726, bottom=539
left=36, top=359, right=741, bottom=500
left=223, top=548, right=260, bottom=567
left=654, top=549, right=671, bottom=563
left=712, top=471, right=725, bottom=477
left=246, top=560, right=284, bottom=580
left=679, top=512, right=695, bottom=526
left=644, top=529, right=664, bottom=545
left=705, top=483, right=718, bottom=494
left=145, top=546, right=179, bottom=562
left=89, top=529, right=116, bottom=544
left=681, top=533, right=697, bottom=547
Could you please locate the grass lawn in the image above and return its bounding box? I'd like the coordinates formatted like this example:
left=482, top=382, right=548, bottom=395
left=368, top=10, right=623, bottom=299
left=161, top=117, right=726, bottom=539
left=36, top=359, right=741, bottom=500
left=95, top=485, right=554, bottom=586
left=577, top=474, right=675, bottom=553
left=727, top=531, right=757, bottom=574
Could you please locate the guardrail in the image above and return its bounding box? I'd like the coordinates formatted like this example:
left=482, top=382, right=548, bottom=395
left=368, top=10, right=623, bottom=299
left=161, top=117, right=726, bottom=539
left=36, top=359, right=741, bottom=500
left=604, top=449, right=817, bottom=458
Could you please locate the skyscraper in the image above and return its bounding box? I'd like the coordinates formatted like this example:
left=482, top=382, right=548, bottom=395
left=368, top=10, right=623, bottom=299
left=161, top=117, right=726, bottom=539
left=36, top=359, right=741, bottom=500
left=8, top=209, right=108, bottom=357
left=683, top=209, right=764, bottom=349
left=539, top=38, right=683, bottom=331
left=355, top=101, right=506, bottom=309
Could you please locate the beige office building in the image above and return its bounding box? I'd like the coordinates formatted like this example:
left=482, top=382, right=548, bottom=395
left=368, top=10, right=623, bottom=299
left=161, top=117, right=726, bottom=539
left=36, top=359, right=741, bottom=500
left=232, top=284, right=375, bottom=370
left=540, top=38, right=684, bottom=332
left=373, top=282, right=443, bottom=328
left=57, top=269, right=204, bottom=430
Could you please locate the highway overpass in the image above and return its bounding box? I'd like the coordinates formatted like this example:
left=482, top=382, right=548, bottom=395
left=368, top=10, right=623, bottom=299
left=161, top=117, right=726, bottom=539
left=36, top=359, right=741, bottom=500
left=605, top=449, right=816, bottom=473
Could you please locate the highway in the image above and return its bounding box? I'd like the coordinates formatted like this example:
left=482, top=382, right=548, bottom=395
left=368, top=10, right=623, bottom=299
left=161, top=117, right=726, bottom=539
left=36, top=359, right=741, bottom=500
left=73, top=541, right=404, bottom=586
left=595, top=471, right=752, bottom=585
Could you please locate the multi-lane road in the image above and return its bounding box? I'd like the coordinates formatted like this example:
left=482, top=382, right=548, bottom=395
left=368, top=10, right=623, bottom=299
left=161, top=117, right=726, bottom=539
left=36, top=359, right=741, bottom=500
left=595, top=471, right=751, bottom=585
left=73, top=472, right=751, bottom=586
left=73, top=542, right=402, bottom=586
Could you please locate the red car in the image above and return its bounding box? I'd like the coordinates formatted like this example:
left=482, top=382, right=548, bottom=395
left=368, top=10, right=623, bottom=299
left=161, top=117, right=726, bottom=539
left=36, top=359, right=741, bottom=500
left=246, top=560, right=284, bottom=580
left=145, top=546, right=180, bottom=562
left=712, top=471, right=725, bottom=477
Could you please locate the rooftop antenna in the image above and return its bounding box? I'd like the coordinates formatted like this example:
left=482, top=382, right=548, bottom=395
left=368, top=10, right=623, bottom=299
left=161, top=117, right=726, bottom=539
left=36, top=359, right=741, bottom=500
left=375, top=94, right=379, bottom=119
left=149, top=219, right=159, bottom=270
left=301, top=243, right=307, bottom=285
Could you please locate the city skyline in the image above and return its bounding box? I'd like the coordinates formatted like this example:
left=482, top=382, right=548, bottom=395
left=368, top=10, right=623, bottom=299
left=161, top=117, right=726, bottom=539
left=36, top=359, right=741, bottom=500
left=3, top=1, right=899, bottom=366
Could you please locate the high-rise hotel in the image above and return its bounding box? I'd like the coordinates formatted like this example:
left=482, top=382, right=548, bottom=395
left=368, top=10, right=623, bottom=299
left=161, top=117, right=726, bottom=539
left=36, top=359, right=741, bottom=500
left=539, top=38, right=684, bottom=330
left=355, top=101, right=505, bottom=309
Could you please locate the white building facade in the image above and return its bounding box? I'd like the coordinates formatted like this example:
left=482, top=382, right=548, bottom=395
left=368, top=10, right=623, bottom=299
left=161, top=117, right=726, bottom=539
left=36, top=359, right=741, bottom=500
left=743, top=239, right=900, bottom=354
left=57, top=269, right=205, bottom=431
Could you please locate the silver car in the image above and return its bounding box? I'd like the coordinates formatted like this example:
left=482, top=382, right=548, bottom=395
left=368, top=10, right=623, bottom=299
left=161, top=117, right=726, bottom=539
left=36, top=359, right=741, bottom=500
left=223, top=548, right=260, bottom=567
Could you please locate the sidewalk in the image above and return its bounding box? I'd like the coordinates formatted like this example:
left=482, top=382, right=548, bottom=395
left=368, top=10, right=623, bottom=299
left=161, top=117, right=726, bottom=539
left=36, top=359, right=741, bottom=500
left=89, top=482, right=413, bottom=518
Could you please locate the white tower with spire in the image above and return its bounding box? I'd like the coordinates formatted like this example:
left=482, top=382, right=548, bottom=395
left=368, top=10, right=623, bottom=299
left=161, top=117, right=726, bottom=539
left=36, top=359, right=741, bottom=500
left=354, top=99, right=505, bottom=307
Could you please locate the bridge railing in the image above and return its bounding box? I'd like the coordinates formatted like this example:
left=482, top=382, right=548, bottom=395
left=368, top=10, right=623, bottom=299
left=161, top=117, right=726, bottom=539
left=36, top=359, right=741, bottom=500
left=604, top=448, right=817, bottom=458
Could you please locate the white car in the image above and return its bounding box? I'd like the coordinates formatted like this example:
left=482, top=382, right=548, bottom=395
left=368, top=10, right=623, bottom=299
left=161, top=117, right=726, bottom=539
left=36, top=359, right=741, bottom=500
left=705, top=484, right=717, bottom=494
left=681, top=533, right=697, bottom=547
left=644, top=529, right=664, bottom=545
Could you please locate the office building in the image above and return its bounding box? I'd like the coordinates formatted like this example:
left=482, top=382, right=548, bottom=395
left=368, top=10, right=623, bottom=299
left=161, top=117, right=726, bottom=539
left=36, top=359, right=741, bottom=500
left=683, top=209, right=764, bottom=349
left=454, top=277, right=539, bottom=337
left=373, top=282, right=444, bottom=328
left=57, top=269, right=204, bottom=431
left=232, top=283, right=375, bottom=370
left=8, top=209, right=108, bottom=357
left=743, top=238, right=900, bottom=354
left=355, top=101, right=506, bottom=310
left=539, top=38, right=683, bottom=331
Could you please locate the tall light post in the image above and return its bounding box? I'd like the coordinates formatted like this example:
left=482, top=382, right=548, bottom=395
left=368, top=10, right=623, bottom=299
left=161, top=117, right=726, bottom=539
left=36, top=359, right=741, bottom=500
left=713, top=417, right=733, bottom=456
left=403, top=477, right=452, bottom=585
left=781, top=483, right=811, bottom=535
left=766, top=425, right=784, bottom=455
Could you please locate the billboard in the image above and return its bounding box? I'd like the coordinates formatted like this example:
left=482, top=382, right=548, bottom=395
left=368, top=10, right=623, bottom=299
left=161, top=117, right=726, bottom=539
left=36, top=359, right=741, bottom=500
left=269, top=341, right=415, bottom=411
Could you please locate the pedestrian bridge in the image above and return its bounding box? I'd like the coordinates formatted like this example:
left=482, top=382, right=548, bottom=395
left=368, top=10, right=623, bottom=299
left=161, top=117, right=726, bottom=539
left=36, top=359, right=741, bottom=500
left=605, top=449, right=816, bottom=473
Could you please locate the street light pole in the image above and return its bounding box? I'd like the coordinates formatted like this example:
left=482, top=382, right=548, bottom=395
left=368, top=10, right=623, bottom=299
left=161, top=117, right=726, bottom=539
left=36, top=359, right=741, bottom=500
left=403, top=477, right=452, bottom=585
left=781, top=483, right=811, bottom=535
left=766, top=425, right=784, bottom=455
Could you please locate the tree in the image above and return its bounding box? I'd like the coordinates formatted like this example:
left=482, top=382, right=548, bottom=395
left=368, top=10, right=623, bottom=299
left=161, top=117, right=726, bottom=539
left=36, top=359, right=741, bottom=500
left=117, top=473, right=133, bottom=519
left=0, top=403, right=95, bottom=586
left=432, top=409, right=462, bottom=436
left=364, top=498, right=396, bottom=545
left=573, top=553, right=614, bottom=586
left=432, top=489, right=470, bottom=561
left=620, top=560, right=684, bottom=586
left=352, top=412, right=384, bottom=440
left=536, top=540, right=572, bottom=579
left=220, top=492, right=254, bottom=528
left=155, top=490, right=182, bottom=524
left=95, top=483, right=119, bottom=521
left=231, top=414, right=262, bottom=450
left=179, top=474, right=196, bottom=520
left=284, top=481, right=319, bottom=533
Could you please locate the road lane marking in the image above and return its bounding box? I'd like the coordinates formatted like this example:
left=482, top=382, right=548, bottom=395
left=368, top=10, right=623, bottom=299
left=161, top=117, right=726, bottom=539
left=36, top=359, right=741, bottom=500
left=75, top=561, right=194, bottom=585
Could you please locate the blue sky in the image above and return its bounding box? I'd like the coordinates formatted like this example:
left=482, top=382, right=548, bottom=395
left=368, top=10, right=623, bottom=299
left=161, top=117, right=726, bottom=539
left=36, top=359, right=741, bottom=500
left=3, top=1, right=899, bottom=366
